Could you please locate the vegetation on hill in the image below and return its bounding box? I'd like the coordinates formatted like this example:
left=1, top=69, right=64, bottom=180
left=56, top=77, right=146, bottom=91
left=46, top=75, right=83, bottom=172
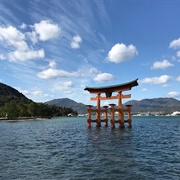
left=0, top=83, right=77, bottom=120
left=45, top=98, right=87, bottom=114
left=46, top=97, right=180, bottom=115
left=124, top=98, right=180, bottom=113
left=1, top=82, right=179, bottom=119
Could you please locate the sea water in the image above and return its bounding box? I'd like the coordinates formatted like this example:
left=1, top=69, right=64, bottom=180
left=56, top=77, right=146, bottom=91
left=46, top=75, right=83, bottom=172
left=0, top=116, right=179, bottom=180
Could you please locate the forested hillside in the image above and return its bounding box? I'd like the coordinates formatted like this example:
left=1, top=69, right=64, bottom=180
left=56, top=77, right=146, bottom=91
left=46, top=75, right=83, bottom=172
left=124, top=98, right=180, bottom=113
left=0, top=83, right=77, bottom=119
left=46, top=97, right=180, bottom=114
left=46, top=98, right=87, bottom=114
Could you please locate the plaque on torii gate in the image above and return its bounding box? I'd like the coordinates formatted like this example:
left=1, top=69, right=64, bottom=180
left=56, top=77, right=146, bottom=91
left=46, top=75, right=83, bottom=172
left=84, top=79, right=138, bottom=128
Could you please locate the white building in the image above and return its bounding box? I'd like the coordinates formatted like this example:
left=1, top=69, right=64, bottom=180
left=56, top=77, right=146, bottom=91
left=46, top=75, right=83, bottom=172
left=171, top=111, right=180, bottom=116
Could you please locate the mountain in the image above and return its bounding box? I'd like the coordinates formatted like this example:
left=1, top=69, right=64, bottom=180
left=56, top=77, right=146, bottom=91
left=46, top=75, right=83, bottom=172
left=46, top=97, right=180, bottom=114
left=45, top=98, right=87, bottom=114
left=2, top=82, right=178, bottom=116
left=124, top=98, right=180, bottom=113
left=0, top=83, right=76, bottom=119
left=0, top=82, right=32, bottom=106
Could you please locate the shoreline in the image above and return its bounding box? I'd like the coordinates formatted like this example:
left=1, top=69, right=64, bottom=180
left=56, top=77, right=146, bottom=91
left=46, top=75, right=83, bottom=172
left=0, top=117, right=51, bottom=122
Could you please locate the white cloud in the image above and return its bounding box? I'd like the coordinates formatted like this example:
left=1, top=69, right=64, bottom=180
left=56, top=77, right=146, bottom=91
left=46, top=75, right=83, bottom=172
left=37, top=60, right=79, bottom=79
left=8, top=49, right=45, bottom=61
left=140, top=75, right=171, bottom=85
left=169, top=37, right=180, bottom=49
left=94, top=73, right=114, bottom=82
left=19, top=23, right=27, bottom=29
left=62, top=81, right=73, bottom=87
left=167, top=91, right=180, bottom=98
left=140, top=88, right=149, bottom=92
left=176, top=76, right=180, bottom=82
left=176, top=51, right=180, bottom=57
left=52, top=81, right=73, bottom=94
left=0, top=25, right=46, bottom=62
left=151, top=59, right=174, bottom=69
left=37, top=68, right=78, bottom=79
left=89, top=67, right=100, bottom=74
left=70, top=35, right=82, bottom=49
left=26, top=31, right=38, bottom=44
left=83, top=67, right=114, bottom=83
left=107, top=43, right=138, bottom=63
left=0, top=54, right=5, bottom=60
left=162, top=84, right=171, bottom=88
left=26, top=88, right=43, bottom=97
left=0, top=25, right=28, bottom=51
left=17, top=87, right=53, bottom=102
left=49, top=61, right=57, bottom=68
left=34, top=20, right=61, bottom=41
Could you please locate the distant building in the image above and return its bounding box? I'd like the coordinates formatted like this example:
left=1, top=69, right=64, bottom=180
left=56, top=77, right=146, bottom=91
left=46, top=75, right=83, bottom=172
left=171, top=111, right=180, bottom=116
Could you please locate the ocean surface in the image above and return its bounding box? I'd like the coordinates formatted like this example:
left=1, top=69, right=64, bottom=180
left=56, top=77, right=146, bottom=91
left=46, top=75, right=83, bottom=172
left=0, top=116, right=179, bottom=180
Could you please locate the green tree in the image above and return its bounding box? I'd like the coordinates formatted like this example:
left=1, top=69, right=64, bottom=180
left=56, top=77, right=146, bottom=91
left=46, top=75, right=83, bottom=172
left=4, top=103, right=19, bottom=119
left=18, top=103, right=30, bottom=117
left=28, top=102, right=39, bottom=117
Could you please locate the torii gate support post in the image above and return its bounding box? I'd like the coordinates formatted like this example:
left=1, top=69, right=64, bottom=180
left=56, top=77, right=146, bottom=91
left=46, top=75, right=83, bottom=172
left=103, top=105, right=108, bottom=126
left=109, top=104, right=116, bottom=128
left=118, top=91, right=125, bottom=128
left=87, top=105, right=92, bottom=128
left=96, top=93, right=101, bottom=127
left=126, top=105, right=132, bottom=128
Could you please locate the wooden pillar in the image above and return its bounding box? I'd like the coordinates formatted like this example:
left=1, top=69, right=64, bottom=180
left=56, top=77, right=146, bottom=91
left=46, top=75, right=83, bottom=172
left=118, top=91, right=125, bottom=128
left=86, top=105, right=92, bottom=127
left=103, top=105, right=108, bottom=126
left=126, top=105, right=132, bottom=128
left=109, top=104, right=115, bottom=128
left=96, top=93, right=101, bottom=127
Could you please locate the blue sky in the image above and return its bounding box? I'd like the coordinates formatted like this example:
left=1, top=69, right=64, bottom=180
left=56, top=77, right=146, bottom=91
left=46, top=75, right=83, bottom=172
left=0, top=0, right=180, bottom=105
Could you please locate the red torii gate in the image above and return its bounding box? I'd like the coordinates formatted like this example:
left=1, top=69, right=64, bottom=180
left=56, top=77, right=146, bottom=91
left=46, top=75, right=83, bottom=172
left=84, top=79, right=138, bottom=128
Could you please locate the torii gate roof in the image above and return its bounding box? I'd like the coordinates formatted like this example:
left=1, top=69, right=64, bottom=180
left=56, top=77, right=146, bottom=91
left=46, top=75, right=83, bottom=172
left=84, top=78, right=138, bottom=94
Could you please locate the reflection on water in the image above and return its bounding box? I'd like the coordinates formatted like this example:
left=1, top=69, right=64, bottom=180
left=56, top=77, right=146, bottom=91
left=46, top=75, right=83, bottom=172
left=0, top=116, right=179, bottom=179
